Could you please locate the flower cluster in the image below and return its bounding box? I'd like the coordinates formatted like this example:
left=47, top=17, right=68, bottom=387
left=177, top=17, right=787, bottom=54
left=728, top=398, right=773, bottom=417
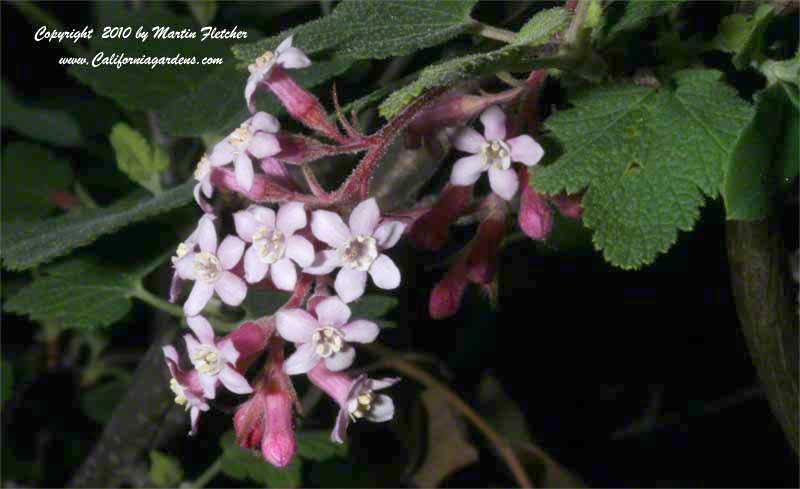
left=163, top=37, right=580, bottom=468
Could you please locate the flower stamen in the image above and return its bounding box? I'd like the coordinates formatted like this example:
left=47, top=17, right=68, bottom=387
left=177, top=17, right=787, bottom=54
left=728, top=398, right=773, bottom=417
left=340, top=235, right=378, bottom=272
left=252, top=227, right=286, bottom=264
left=311, top=327, right=344, bottom=358
left=193, top=252, right=222, bottom=283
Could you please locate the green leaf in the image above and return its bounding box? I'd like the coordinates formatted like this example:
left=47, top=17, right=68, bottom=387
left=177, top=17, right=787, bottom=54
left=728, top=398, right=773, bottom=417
left=1, top=81, right=83, bottom=147
left=69, top=4, right=232, bottom=112
left=220, top=431, right=302, bottom=487
left=149, top=450, right=184, bottom=488
left=1, top=142, right=74, bottom=222
left=380, top=45, right=560, bottom=119
left=233, top=0, right=478, bottom=62
left=348, top=294, right=398, bottom=320
left=601, top=0, right=683, bottom=40
left=110, top=123, right=168, bottom=193
left=712, top=4, right=775, bottom=69
left=513, top=7, right=569, bottom=47
left=723, top=84, right=798, bottom=220
left=186, top=0, right=217, bottom=25
left=533, top=69, right=754, bottom=269
left=242, top=288, right=291, bottom=319
left=296, top=431, right=347, bottom=461
left=1, top=181, right=193, bottom=271
left=5, top=259, right=139, bottom=330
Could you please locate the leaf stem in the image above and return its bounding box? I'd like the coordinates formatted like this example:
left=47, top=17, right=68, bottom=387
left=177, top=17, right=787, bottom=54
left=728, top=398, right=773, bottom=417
left=475, top=22, right=517, bottom=44
left=364, top=343, right=534, bottom=488
left=131, top=286, right=184, bottom=318
left=74, top=181, right=99, bottom=209
left=190, top=456, right=223, bottom=488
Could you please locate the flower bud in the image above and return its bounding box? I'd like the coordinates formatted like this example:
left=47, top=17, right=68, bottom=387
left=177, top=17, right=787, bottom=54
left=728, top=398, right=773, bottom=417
left=408, top=184, right=473, bottom=251
left=226, top=322, right=269, bottom=371
left=262, top=381, right=297, bottom=467
left=550, top=193, right=583, bottom=220
left=211, top=167, right=294, bottom=203
left=466, top=195, right=508, bottom=284
left=429, top=257, right=469, bottom=319
left=233, top=390, right=266, bottom=449
left=518, top=168, right=553, bottom=241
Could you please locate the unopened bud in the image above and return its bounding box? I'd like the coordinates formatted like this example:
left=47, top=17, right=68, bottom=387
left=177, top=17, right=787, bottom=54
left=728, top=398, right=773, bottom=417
left=466, top=196, right=508, bottom=284
left=262, top=382, right=297, bottom=467
left=409, top=184, right=473, bottom=250
left=429, top=257, right=469, bottom=319
left=550, top=193, right=583, bottom=220
left=518, top=168, right=553, bottom=240
left=226, top=322, right=269, bottom=371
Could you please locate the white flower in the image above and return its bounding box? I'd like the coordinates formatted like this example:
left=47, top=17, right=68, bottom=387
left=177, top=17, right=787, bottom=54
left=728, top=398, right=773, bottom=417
left=193, top=156, right=215, bottom=213
left=450, top=105, right=544, bottom=201
left=233, top=202, right=314, bottom=290
left=184, top=315, right=253, bottom=399
left=163, top=345, right=210, bottom=436
left=277, top=296, right=380, bottom=375
left=170, top=213, right=216, bottom=303
left=209, top=112, right=282, bottom=192
left=245, top=35, right=312, bottom=112
left=304, top=198, right=406, bottom=303
left=173, top=216, right=248, bottom=316
left=332, top=375, right=398, bottom=444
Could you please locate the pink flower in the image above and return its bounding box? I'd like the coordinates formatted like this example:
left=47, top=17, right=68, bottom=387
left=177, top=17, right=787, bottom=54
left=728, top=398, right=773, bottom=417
left=209, top=112, right=282, bottom=191
left=173, top=216, right=248, bottom=316
left=163, top=345, right=210, bottom=436
left=305, top=198, right=406, bottom=303
left=450, top=106, right=544, bottom=201
left=170, top=213, right=216, bottom=303
left=192, top=156, right=214, bottom=213
left=277, top=296, right=379, bottom=375
left=183, top=315, right=253, bottom=399
left=307, top=364, right=399, bottom=444
left=234, top=203, right=314, bottom=290
left=245, top=35, right=311, bottom=113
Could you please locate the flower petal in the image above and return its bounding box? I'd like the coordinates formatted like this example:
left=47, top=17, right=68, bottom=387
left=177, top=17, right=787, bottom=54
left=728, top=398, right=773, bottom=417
left=334, top=267, right=367, bottom=303
left=348, top=198, right=380, bottom=237
left=196, top=217, right=217, bottom=254
left=209, top=140, right=235, bottom=166
left=488, top=166, right=519, bottom=201
left=184, top=334, right=202, bottom=360
left=199, top=373, right=217, bottom=399
left=368, top=254, right=401, bottom=290
left=217, top=338, right=241, bottom=365
left=315, top=296, right=351, bottom=327
left=234, top=210, right=258, bottom=243
left=163, top=345, right=179, bottom=365
left=174, top=253, right=197, bottom=281
left=214, top=272, right=247, bottom=307
left=219, top=366, right=253, bottom=394
left=186, top=315, right=215, bottom=345
left=450, top=154, right=486, bottom=186
left=184, top=282, right=215, bottom=316
left=284, top=342, right=320, bottom=375
left=285, top=235, right=314, bottom=268
left=276, top=309, right=317, bottom=343
left=507, top=135, right=544, bottom=166
left=234, top=153, right=254, bottom=192
left=331, top=407, right=350, bottom=444
left=303, top=250, right=342, bottom=275
left=452, top=126, right=485, bottom=154
left=276, top=201, right=307, bottom=236
left=248, top=132, right=281, bottom=159
left=245, top=75, right=261, bottom=114
left=270, top=257, right=297, bottom=291
left=311, top=210, right=351, bottom=248
left=278, top=47, right=312, bottom=69
left=373, top=221, right=405, bottom=250
left=250, top=111, right=280, bottom=133
left=189, top=406, right=201, bottom=436
left=370, top=377, right=401, bottom=391
left=480, top=105, right=507, bottom=141
left=366, top=394, right=395, bottom=422
left=244, top=245, right=269, bottom=283
left=251, top=205, right=276, bottom=229
left=341, top=320, right=379, bottom=344
left=324, top=347, right=355, bottom=371
left=217, top=236, right=245, bottom=270
left=193, top=182, right=213, bottom=214
left=276, top=35, right=294, bottom=54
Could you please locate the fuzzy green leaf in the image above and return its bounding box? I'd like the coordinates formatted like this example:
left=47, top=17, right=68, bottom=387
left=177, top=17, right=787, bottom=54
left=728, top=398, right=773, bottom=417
left=220, top=431, right=302, bottom=487
left=348, top=294, right=398, bottom=320
left=4, top=259, right=139, bottom=330
left=149, top=450, right=184, bottom=488
left=1, top=142, right=74, bottom=222
left=513, top=7, right=569, bottom=46
left=296, top=431, right=348, bottom=461
left=380, top=45, right=560, bottom=119
left=601, top=0, right=683, bottom=40
left=233, top=0, right=478, bottom=62
left=110, top=123, right=168, bottom=193
left=533, top=69, right=754, bottom=269
left=712, top=4, right=775, bottom=69
left=723, top=84, right=798, bottom=220
left=1, top=82, right=83, bottom=147
left=1, top=181, right=193, bottom=271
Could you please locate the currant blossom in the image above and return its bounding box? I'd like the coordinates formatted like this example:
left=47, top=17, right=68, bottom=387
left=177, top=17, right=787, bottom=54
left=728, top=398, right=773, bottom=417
left=173, top=217, right=247, bottom=316
left=192, top=155, right=214, bottom=213
left=234, top=202, right=314, bottom=290
left=209, top=112, right=282, bottom=192
left=277, top=296, right=380, bottom=375
left=305, top=198, right=406, bottom=303
left=450, top=105, right=544, bottom=201
left=163, top=345, right=210, bottom=436
left=184, top=315, right=253, bottom=399
left=307, top=364, right=399, bottom=443
left=170, top=213, right=216, bottom=303
left=245, top=35, right=311, bottom=113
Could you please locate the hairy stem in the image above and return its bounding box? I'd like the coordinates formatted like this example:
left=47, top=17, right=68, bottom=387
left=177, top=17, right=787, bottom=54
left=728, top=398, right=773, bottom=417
left=475, top=22, right=517, bottom=44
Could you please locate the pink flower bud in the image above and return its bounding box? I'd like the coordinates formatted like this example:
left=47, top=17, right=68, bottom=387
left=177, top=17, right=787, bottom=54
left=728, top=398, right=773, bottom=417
left=409, top=184, right=473, bottom=251
left=550, top=193, right=584, bottom=220
left=429, top=257, right=469, bottom=319
left=466, top=196, right=508, bottom=284
left=265, top=67, right=346, bottom=144
left=233, top=389, right=266, bottom=449
left=518, top=168, right=553, bottom=241
left=262, top=380, right=297, bottom=467
left=307, top=362, right=353, bottom=406
left=226, top=322, right=269, bottom=371
left=211, top=166, right=294, bottom=203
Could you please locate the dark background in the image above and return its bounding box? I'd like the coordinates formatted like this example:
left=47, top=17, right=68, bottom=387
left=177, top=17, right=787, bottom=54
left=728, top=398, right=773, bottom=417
left=2, top=1, right=798, bottom=487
